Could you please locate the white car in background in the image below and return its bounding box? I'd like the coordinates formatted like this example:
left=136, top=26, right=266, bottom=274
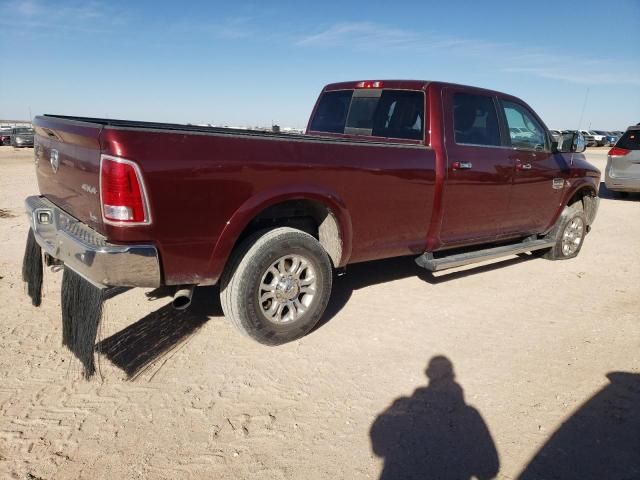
left=605, top=126, right=640, bottom=196
left=581, top=130, right=606, bottom=146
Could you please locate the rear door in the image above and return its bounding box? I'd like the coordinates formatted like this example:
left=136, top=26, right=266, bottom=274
left=498, top=98, right=565, bottom=234
left=439, top=88, right=514, bottom=246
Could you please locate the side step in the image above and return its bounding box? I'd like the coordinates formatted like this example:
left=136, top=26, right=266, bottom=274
left=415, top=238, right=555, bottom=272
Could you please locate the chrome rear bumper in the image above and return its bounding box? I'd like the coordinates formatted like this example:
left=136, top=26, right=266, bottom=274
left=605, top=174, right=640, bottom=192
left=25, top=196, right=161, bottom=287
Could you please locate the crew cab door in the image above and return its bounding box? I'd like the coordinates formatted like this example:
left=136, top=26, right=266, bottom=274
left=439, top=88, right=514, bottom=247
left=498, top=98, right=565, bottom=234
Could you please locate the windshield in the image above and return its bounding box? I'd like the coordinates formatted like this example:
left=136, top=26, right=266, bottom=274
left=14, top=128, right=33, bottom=134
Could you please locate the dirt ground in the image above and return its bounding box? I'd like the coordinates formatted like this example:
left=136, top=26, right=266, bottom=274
left=0, top=145, right=638, bottom=479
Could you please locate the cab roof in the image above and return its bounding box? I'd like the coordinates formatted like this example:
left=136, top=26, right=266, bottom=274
left=323, top=80, right=509, bottom=97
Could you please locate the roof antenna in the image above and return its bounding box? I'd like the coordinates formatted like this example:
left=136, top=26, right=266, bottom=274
left=571, top=87, right=590, bottom=166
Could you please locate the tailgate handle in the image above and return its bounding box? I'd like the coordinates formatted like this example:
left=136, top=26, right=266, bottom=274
left=452, top=161, right=473, bottom=170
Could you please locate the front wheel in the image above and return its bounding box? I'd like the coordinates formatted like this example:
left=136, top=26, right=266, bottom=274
left=220, top=227, right=333, bottom=345
left=541, top=206, right=587, bottom=260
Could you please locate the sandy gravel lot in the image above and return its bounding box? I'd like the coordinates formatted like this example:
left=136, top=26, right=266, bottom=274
left=0, top=145, right=638, bottom=479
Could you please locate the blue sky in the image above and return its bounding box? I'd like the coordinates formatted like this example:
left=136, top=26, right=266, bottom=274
left=1, top=0, right=639, bottom=130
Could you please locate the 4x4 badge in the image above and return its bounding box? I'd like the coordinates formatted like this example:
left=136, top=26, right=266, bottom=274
left=552, top=178, right=564, bottom=189
left=50, top=149, right=59, bottom=173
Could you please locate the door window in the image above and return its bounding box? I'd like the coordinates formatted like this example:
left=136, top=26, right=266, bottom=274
left=453, top=93, right=501, bottom=146
left=502, top=100, right=548, bottom=151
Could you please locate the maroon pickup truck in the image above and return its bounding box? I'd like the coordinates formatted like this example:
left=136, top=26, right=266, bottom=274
left=23, top=80, right=600, bottom=358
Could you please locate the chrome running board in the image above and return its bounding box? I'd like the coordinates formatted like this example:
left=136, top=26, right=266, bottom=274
left=415, top=238, right=555, bottom=272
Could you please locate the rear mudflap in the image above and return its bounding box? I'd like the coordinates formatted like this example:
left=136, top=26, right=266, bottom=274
left=61, top=267, right=105, bottom=378
left=22, top=227, right=105, bottom=378
left=22, top=228, right=43, bottom=307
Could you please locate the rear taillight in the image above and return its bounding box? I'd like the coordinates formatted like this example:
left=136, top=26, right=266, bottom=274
left=100, top=154, right=150, bottom=225
left=608, top=147, right=631, bottom=156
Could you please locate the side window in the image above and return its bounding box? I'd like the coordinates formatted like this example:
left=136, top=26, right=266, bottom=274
left=453, top=93, right=501, bottom=146
left=309, top=90, right=353, bottom=133
left=502, top=100, right=547, bottom=151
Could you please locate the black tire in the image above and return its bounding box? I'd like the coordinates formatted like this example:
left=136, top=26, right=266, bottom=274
left=220, top=227, right=333, bottom=345
left=541, top=205, right=587, bottom=260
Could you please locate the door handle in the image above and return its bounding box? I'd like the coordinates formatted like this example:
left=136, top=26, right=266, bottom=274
left=516, top=163, right=532, bottom=171
left=452, top=161, right=473, bottom=170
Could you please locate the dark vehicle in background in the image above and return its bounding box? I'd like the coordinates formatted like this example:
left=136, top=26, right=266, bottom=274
left=605, top=126, right=640, bottom=195
left=0, top=129, right=12, bottom=145
left=10, top=127, right=34, bottom=147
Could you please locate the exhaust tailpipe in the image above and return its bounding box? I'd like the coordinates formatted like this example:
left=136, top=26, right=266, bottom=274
left=173, top=285, right=195, bottom=310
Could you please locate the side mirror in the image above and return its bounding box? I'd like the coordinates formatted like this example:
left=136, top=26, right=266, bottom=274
left=554, top=132, right=586, bottom=154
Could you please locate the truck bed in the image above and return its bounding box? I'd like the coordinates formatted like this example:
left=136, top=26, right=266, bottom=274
left=41, top=114, right=411, bottom=146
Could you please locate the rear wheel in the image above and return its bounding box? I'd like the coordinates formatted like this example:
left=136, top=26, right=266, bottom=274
left=220, top=227, right=332, bottom=345
left=541, top=205, right=587, bottom=260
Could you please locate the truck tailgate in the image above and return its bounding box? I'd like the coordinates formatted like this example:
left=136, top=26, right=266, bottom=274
left=33, top=116, right=105, bottom=233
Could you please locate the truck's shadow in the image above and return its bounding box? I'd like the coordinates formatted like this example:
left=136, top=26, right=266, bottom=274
left=317, top=253, right=536, bottom=329
left=98, top=255, right=534, bottom=378
left=598, top=182, right=640, bottom=201
left=97, top=286, right=221, bottom=379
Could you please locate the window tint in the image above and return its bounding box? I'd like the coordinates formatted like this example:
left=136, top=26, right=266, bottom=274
left=309, top=90, right=353, bottom=133
left=617, top=130, right=640, bottom=150
left=346, top=96, right=378, bottom=130
left=344, top=90, right=424, bottom=140
left=453, top=93, right=500, bottom=146
left=310, top=89, right=424, bottom=140
left=502, top=100, right=547, bottom=150
left=371, top=90, right=423, bottom=140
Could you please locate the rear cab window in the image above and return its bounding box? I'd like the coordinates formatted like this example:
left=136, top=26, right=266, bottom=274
left=309, top=88, right=425, bottom=142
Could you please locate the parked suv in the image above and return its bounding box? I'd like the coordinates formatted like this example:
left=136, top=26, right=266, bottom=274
left=605, top=126, right=640, bottom=195
left=10, top=127, right=34, bottom=147
left=587, top=130, right=607, bottom=147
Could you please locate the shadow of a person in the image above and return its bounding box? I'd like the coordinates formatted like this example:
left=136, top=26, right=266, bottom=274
left=370, top=356, right=499, bottom=480
left=519, top=372, right=640, bottom=480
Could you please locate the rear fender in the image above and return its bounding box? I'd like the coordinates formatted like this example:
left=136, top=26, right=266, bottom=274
left=207, top=186, right=352, bottom=284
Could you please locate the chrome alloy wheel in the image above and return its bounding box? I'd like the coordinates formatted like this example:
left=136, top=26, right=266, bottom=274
left=561, top=217, right=584, bottom=256
left=259, top=254, right=317, bottom=323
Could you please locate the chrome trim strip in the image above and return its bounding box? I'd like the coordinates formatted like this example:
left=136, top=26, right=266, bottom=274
left=25, top=196, right=161, bottom=288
